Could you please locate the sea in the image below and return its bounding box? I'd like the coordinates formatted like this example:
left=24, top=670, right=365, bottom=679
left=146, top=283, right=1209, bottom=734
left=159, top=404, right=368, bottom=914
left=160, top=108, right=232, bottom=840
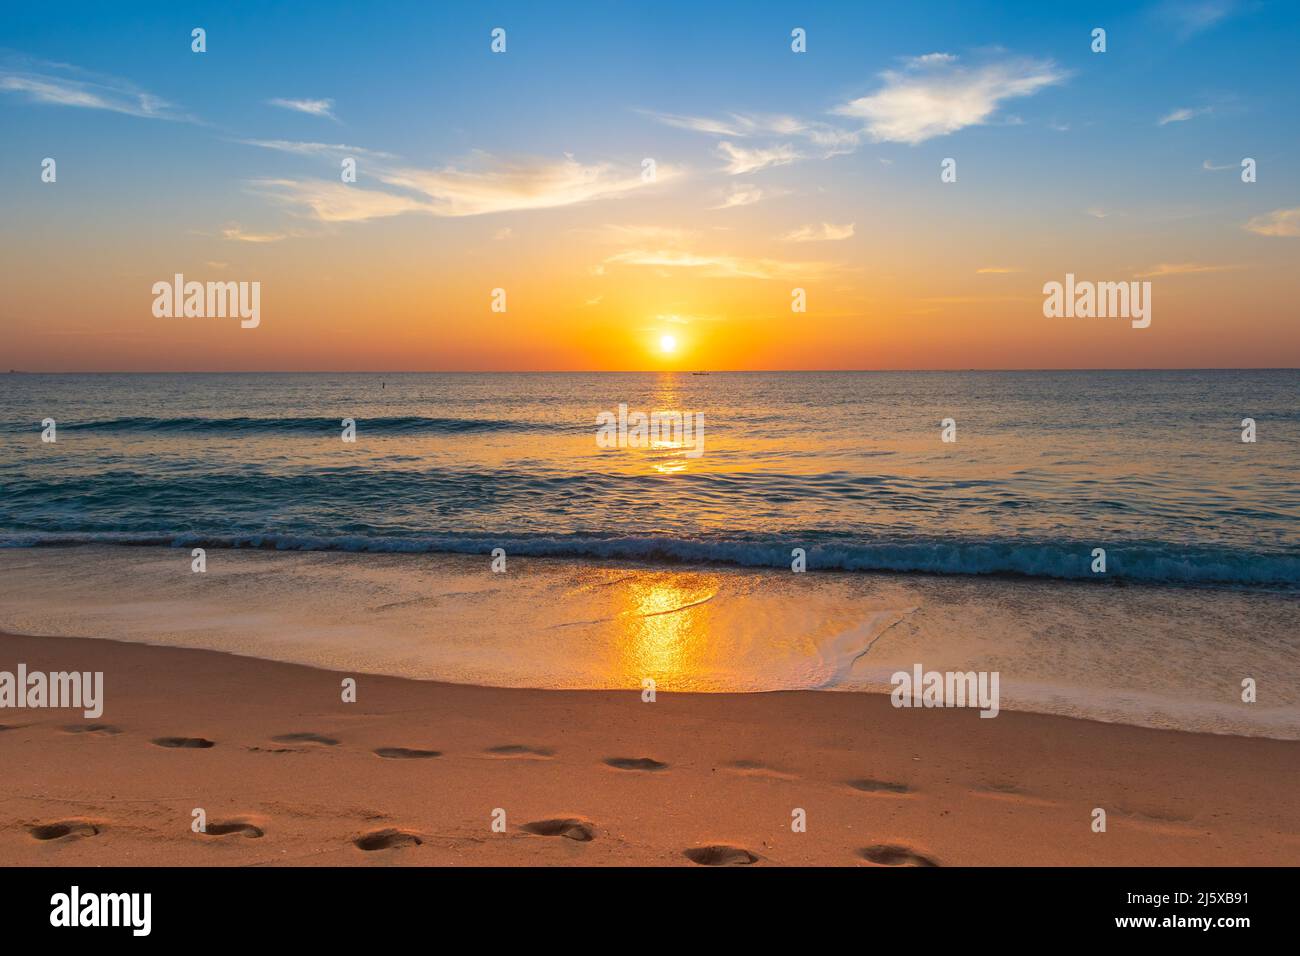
left=1, top=370, right=1297, bottom=736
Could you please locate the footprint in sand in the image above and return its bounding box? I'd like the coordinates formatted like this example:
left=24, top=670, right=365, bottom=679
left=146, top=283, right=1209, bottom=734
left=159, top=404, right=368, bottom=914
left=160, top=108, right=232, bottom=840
left=151, top=736, right=215, bottom=749
left=520, top=818, right=596, bottom=842
left=374, top=747, right=442, bottom=759
left=484, top=744, right=555, bottom=759
left=605, top=757, right=668, bottom=772
left=860, top=844, right=940, bottom=867
left=202, top=821, right=264, bottom=838
left=270, top=733, right=339, bottom=746
left=61, top=723, right=122, bottom=736
left=684, top=845, right=758, bottom=866
left=847, top=778, right=912, bottom=795
left=354, top=828, right=422, bottom=851
left=29, top=820, right=101, bottom=842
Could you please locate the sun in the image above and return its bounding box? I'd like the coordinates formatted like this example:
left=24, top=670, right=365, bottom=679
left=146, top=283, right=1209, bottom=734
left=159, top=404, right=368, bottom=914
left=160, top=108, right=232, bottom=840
left=659, top=334, right=678, bottom=354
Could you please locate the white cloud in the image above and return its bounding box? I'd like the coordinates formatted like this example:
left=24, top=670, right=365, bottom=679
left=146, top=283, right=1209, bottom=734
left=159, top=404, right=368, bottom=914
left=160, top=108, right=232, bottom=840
left=238, top=139, right=395, bottom=159
left=253, top=153, right=670, bottom=223
left=642, top=109, right=860, bottom=160
left=780, top=222, right=855, bottom=242
left=1243, top=207, right=1300, bottom=238
left=833, top=54, right=1066, bottom=144
left=716, top=141, right=800, bottom=175
left=1159, top=0, right=1239, bottom=38
left=1158, top=106, right=1210, bottom=125
left=1134, top=262, right=1240, bottom=278
left=0, top=66, right=186, bottom=120
left=379, top=154, right=669, bottom=217
left=713, top=183, right=765, bottom=209
left=602, top=248, right=837, bottom=281
left=268, top=97, right=337, bottom=120
left=220, top=225, right=290, bottom=243
left=1202, top=159, right=1235, bottom=171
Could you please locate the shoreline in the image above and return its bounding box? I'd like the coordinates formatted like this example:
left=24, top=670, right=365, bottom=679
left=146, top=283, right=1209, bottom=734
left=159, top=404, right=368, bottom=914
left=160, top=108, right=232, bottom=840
left=2, top=630, right=1297, bottom=866
left=2, top=546, right=1295, bottom=739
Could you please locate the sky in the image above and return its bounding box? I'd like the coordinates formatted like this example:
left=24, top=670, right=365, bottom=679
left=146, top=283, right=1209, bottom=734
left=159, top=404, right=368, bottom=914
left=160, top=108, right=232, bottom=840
left=1, top=0, right=1298, bottom=371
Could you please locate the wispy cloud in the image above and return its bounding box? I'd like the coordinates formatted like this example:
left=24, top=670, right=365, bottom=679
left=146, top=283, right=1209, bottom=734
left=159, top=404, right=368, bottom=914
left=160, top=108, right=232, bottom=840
left=1158, top=106, right=1210, bottom=125
left=379, top=154, right=672, bottom=217
left=712, top=183, right=766, bottom=209
left=644, top=110, right=800, bottom=138
left=254, top=153, right=671, bottom=223
left=780, top=222, right=855, bottom=242
left=249, top=179, right=432, bottom=223
left=603, top=248, right=839, bottom=281
left=1158, top=0, right=1240, bottom=38
left=1134, top=262, right=1240, bottom=278
left=833, top=53, right=1066, bottom=144
left=716, top=141, right=799, bottom=175
left=268, top=97, right=337, bottom=120
left=238, top=139, right=395, bottom=159
left=976, top=266, right=1022, bottom=274
left=0, top=61, right=188, bottom=121
left=1243, top=207, right=1300, bottom=238
left=1202, top=159, right=1236, bottom=171
left=220, top=225, right=290, bottom=243
left=642, top=111, right=863, bottom=165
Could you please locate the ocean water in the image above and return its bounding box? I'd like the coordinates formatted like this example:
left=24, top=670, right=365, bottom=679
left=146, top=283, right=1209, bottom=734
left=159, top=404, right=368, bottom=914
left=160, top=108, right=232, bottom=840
left=2, top=370, right=1298, bottom=586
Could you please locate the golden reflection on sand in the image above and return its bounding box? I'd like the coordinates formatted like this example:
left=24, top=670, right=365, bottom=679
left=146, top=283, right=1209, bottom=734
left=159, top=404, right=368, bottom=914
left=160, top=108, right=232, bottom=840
left=616, top=575, right=718, bottom=687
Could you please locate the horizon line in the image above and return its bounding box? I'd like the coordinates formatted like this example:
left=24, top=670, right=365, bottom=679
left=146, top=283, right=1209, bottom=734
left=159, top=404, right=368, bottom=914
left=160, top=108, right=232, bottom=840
left=6, top=367, right=1300, bottom=375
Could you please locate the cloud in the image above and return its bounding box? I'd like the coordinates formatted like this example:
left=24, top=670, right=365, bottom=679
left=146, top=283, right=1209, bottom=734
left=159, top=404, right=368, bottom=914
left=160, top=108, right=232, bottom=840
left=780, top=222, right=855, bottom=242
left=1202, top=159, right=1236, bottom=171
left=378, top=154, right=670, bottom=217
left=1243, top=207, right=1300, bottom=238
left=268, top=97, right=337, bottom=120
left=254, top=153, right=670, bottom=223
left=220, top=225, right=290, bottom=243
left=1158, top=106, right=1211, bottom=125
left=249, top=179, right=433, bottom=223
left=641, top=109, right=860, bottom=162
left=602, top=248, right=837, bottom=281
left=833, top=54, right=1066, bottom=144
left=713, top=183, right=765, bottom=209
left=976, top=266, right=1021, bottom=274
left=0, top=64, right=187, bottom=121
left=1158, top=1, right=1240, bottom=38
left=238, top=139, right=395, bottom=159
left=716, top=141, right=800, bottom=175
left=1134, top=262, right=1241, bottom=277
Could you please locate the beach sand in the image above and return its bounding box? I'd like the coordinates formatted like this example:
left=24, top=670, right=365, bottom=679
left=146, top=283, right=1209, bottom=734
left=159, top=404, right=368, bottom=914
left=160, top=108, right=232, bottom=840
left=2, top=629, right=1297, bottom=866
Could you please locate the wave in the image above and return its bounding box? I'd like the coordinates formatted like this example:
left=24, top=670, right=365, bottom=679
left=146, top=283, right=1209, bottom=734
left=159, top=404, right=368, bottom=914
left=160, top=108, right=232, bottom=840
left=1, top=415, right=544, bottom=434
left=3, top=530, right=1296, bottom=587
